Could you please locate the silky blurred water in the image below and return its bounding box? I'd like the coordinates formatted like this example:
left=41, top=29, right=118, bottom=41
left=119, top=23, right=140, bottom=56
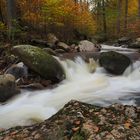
left=0, top=55, right=140, bottom=129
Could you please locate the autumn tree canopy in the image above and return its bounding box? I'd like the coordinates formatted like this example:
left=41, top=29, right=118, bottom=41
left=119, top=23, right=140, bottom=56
left=0, top=0, right=140, bottom=42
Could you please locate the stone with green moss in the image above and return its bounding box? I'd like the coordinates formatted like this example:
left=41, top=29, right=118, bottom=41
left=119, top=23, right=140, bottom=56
left=12, top=45, right=65, bottom=82
left=0, top=74, right=20, bottom=102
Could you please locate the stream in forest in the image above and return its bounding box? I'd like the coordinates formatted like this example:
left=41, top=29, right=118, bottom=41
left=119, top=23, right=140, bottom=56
left=0, top=45, right=140, bottom=129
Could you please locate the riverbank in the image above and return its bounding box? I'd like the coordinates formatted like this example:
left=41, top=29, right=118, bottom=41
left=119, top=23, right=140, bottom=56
left=0, top=100, right=140, bottom=140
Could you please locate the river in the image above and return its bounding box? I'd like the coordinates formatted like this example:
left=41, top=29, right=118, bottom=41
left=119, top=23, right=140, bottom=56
left=0, top=45, right=140, bottom=129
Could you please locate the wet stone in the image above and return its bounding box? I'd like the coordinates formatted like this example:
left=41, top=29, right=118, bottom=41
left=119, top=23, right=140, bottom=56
left=0, top=100, right=140, bottom=140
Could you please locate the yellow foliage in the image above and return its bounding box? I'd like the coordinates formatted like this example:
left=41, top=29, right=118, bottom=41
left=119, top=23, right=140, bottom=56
left=128, top=0, right=138, bottom=16
left=17, top=0, right=97, bottom=40
left=0, top=22, right=7, bottom=31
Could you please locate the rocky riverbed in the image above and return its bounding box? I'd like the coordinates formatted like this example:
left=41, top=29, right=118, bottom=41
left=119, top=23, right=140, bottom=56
left=0, top=100, right=140, bottom=140
left=0, top=36, right=140, bottom=139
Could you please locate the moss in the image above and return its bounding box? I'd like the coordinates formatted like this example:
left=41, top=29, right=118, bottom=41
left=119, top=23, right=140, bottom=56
left=92, top=115, right=101, bottom=124
left=98, top=125, right=113, bottom=133
left=13, top=45, right=65, bottom=82
left=72, top=130, right=89, bottom=140
left=108, top=119, right=118, bottom=125
left=109, top=107, right=120, bottom=116
left=72, top=134, right=85, bottom=140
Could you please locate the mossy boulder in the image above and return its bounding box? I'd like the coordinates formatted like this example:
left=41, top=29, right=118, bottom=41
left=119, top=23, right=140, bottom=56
left=43, top=48, right=57, bottom=56
left=0, top=74, right=20, bottom=102
left=12, top=45, right=65, bottom=82
left=99, top=51, right=131, bottom=75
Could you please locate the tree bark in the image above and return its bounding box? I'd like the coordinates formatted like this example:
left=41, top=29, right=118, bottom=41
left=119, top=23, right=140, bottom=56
left=0, top=1, right=4, bottom=23
left=102, top=0, right=107, bottom=37
left=96, top=1, right=101, bottom=31
left=117, top=0, right=122, bottom=34
left=138, top=0, right=140, bottom=18
left=124, top=0, right=128, bottom=30
left=6, top=0, right=16, bottom=39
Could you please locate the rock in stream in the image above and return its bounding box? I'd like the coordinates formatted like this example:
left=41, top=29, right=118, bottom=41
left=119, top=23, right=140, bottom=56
left=12, top=45, right=65, bottom=82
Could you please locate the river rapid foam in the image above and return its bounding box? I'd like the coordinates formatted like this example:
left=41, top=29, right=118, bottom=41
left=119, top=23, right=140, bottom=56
left=0, top=56, right=140, bottom=129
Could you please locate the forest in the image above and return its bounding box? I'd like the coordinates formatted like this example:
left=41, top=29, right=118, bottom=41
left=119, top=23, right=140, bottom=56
left=0, top=0, right=140, bottom=43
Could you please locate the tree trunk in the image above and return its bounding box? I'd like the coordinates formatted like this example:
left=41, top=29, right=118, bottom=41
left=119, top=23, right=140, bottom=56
left=117, top=0, right=122, bottom=34
left=96, top=1, right=101, bottom=32
left=6, top=0, right=16, bottom=39
left=124, top=0, right=128, bottom=30
left=102, top=0, right=107, bottom=38
left=138, top=0, right=140, bottom=18
left=0, top=1, right=4, bottom=23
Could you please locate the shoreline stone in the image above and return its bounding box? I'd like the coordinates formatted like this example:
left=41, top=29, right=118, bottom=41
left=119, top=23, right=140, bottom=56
left=0, top=100, right=140, bottom=140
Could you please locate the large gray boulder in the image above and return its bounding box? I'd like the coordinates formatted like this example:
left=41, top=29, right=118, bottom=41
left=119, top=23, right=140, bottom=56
left=12, top=45, right=65, bottom=82
left=5, top=62, right=28, bottom=79
left=77, top=40, right=101, bottom=52
left=0, top=74, right=20, bottom=102
left=99, top=51, right=131, bottom=75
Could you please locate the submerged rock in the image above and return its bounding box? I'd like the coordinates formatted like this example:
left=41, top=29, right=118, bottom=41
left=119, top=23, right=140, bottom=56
left=0, top=100, right=140, bottom=140
left=87, top=58, right=97, bottom=73
left=99, top=51, right=131, bottom=75
left=12, top=45, right=65, bottom=82
left=0, top=74, right=20, bottom=102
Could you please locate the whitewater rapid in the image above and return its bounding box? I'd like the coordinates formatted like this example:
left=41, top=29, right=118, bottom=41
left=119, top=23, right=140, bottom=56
left=0, top=57, right=140, bottom=129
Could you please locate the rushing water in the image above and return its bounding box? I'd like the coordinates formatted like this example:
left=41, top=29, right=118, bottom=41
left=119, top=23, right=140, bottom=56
left=0, top=53, right=140, bottom=129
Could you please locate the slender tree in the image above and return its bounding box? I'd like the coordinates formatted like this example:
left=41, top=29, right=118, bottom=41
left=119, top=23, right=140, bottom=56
left=7, top=0, right=16, bottom=39
left=124, top=0, right=128, bottom=30
left=117, top=0, right=122, bottom=34
left=0, top=1, right=4, bottom=23
left=93, top=0, right=102, bottom=33
left=102, top=0, right=107, bottom=37
left=138, top=0, right=140, bottom=18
